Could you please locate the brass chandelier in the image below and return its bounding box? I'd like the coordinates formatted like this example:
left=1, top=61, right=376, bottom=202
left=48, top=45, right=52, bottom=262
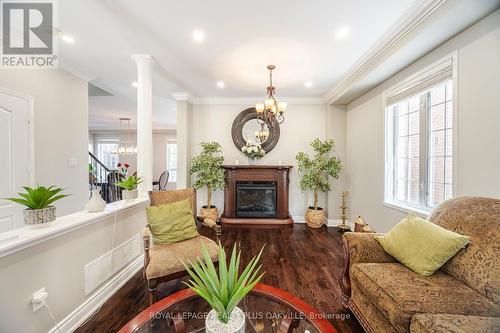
left=255, top=65, right=286, bottom=132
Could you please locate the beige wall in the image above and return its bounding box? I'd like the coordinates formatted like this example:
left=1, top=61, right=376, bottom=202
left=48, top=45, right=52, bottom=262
left=89, top=130, right=176, bottom=187
left=190, top=102, right=347, bottom=218
left=0, top=204, right=146, bottom=333
left=0, top=69, right=88, bottom=217
left=325, top=105, right=348, bottom=220
left=345, top=11, right=500, bottom=232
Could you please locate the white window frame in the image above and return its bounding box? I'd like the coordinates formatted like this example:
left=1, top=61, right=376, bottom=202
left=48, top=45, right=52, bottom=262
left=96, top=139, right=119, bottom=170
left=383, top=53, right=458, bottom=216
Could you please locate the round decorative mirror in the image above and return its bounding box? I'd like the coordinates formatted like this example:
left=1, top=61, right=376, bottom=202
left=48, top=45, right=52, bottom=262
left=231, top=107, right=280, bottom=153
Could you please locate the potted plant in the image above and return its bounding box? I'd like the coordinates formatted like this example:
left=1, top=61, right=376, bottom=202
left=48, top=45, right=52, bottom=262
left=241, top=142, right=265, bottom=165
left=116, top=175, right=142, bottom=201
left=189, top=142, right=225, bottom=221
left=183, top=243, right=265, bottom=333
left=115, top=162, right=142, bottom=201
left=296, top=138, right=342, bottom=228
left=6, top=186, right=70, bottom=227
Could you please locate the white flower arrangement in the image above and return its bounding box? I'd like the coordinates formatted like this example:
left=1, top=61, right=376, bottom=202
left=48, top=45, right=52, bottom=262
left=241, top=142, right=265, bottom=159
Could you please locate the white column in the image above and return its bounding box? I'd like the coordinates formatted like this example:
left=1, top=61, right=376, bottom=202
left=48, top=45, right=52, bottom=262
left=132, top=55, right=153, bottom=194
left=173, top=93, right=192, bottom=189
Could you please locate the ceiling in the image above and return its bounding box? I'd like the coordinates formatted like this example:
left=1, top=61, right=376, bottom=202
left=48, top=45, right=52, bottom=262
left=58, top=0, right=498, bottom=129
left=57, top=0, right=414, bottom=129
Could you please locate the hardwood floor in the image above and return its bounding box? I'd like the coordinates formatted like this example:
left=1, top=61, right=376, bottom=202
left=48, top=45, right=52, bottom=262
left=75, top=224, right=363, bottom=333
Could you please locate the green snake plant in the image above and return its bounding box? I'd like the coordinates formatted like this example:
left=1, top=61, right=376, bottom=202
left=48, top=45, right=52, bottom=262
left=182, top=242, right=265, bottom=324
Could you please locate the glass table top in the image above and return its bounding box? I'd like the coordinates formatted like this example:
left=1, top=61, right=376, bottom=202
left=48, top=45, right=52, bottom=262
left=119, top=284, right=337, bottom=333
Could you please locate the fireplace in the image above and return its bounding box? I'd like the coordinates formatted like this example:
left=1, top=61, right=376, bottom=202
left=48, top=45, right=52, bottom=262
left=220, top=165, right=293, bottom=225
left=236, top=182, right=277, bottom=218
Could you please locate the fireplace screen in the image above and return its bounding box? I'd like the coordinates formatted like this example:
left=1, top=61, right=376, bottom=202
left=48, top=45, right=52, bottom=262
left=236, top=182, right=277, bottom=218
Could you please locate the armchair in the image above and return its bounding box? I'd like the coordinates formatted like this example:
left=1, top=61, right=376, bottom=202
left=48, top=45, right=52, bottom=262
left=143, top=188, right=221, bottom=305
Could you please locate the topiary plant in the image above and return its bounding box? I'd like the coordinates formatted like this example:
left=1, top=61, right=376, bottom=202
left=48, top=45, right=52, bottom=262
left=189, top=142, right=225, bottom=209
left=296, top=138, right=342, bottom=210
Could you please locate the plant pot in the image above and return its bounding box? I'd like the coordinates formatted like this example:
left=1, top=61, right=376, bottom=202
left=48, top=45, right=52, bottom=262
left=23, top=206, right=56, bottom=228
left=305, top=207, right=326, bottom=228
left=122, top=189, right=138, bottom=201
left=247, top=158, right=257, bottom=165
left=200, top=206, right=218, bottom=221
left=205, top=306, right=245, bottom=333
left=85, top=187, right=106, bottom=212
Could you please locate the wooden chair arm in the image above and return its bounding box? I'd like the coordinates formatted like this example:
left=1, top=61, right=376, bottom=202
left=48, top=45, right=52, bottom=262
left=196, top=218, right=222, bottom=242
left=142, top=225, right=152, bottom=277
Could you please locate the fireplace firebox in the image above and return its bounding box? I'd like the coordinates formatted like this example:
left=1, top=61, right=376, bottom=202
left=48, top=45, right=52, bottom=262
left=220, top=165, right=293, bottom=225
left=236, top=182, right=277, bottom=218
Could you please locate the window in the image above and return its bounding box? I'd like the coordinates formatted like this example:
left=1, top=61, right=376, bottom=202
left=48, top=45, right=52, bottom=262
left=97, top=140, right=119, bottom=170
left=166, top=140, right=177, bottom=182
left=385, top=57, right=454, bottom=213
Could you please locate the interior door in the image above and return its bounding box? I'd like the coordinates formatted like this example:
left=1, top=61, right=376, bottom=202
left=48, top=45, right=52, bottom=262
left=0, top=89, right=32, bottom=232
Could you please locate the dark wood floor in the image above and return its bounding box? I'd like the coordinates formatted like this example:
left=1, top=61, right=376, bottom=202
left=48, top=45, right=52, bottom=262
left=75, top=224, right=363, bottom=333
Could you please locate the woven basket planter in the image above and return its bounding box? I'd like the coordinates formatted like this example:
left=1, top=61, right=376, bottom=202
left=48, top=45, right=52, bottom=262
left=23, top=206, right=56, bottom=227
left=305, top=207, right=326, bottom=228
left=200, top=206, right=218, bottom=222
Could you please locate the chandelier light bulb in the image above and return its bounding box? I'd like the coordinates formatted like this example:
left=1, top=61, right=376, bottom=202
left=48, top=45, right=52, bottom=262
left=255, top=103, right=265, bottom=113
left=265, top=98, right=274, bottom=109
left=278, top=102, right=287, bottom=113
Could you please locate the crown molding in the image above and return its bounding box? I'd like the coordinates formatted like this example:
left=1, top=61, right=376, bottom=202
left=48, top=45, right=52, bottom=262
left=191, top=96, right=325, bottom=105
left=89, top=128, right=176, bottom=134
left=171, top=91, right=192, bottom=102
left=324, top=0, right=448, bottom=105
left=58, top=62, right=95, bottom=82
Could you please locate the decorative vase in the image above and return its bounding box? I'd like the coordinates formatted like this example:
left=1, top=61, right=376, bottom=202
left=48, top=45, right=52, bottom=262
left=122, top=189, right=138, bottom=201
left=24, top=206, right=56, bottom=228
left=85, top=188, right=106, bottom=212
left=305, top=207, right=326, bottom=228
left=205, top=307, right=245, bottom=333
left=200, top=206, right=218, bottom=221
left=248, top=158, right=257, bottom=165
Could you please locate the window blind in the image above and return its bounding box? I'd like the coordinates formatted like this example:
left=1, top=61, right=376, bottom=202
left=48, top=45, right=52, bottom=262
left=386, top=58, right=453, bottom=106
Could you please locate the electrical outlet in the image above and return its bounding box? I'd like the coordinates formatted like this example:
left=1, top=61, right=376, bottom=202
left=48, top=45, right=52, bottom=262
left=32, top=287, right=48, bottom=312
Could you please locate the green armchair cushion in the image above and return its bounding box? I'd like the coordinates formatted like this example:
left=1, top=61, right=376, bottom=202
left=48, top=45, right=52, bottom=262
left=375, top=213, right=470, bottom=276
left=146, top=198, right=199, bottom=245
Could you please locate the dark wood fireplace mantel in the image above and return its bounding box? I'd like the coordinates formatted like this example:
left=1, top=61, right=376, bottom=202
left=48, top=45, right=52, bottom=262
left=220, top=165, right=293, bottom=226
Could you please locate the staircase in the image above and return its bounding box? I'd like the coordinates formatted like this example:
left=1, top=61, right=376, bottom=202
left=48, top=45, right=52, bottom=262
left=88, top=152, right=122, bottom=203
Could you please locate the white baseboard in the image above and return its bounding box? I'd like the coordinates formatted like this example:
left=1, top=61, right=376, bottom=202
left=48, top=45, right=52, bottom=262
left=48, top=254, right=144, bottom=333
left=292, top=216, right=353, bottom=229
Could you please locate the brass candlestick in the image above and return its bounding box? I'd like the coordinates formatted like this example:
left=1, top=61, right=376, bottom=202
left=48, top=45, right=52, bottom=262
left=338, top=191, right=351, bottom=231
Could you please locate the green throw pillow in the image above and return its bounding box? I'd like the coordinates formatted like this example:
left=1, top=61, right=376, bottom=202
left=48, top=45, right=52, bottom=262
left=375, top=213, right=470, bottom=276
left=146, top=198, right=199, bottom=245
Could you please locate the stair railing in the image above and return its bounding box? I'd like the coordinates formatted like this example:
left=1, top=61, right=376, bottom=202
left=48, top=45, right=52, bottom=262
left=88, top=152, right=122, bottom=203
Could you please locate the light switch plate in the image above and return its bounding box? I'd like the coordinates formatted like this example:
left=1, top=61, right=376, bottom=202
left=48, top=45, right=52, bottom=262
left=68, top=158, right=78, bottom=167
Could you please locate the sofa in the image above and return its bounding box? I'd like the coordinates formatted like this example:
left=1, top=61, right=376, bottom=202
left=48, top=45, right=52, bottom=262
left=340, top=197, right=500, bottom=333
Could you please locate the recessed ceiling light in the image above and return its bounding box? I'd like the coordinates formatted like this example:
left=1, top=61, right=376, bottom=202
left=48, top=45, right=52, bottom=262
left=216, top=81, right=225, bottom=88
left=131, top=82, right=138, bottom=88
left=304, top=81, right=313, bottom=88
left=60, top=34, right=75, bottom=44
left=334, top=27, right=350, bottom=40
left=192, top=29, right=205, bottom=43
